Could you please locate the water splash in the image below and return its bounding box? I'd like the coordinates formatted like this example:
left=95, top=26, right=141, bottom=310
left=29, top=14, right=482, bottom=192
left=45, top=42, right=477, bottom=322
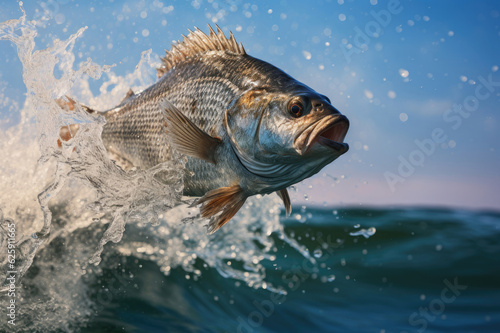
left=349, top=227, right=377, bottom=239
left=0, top=5, right=311, bottom=331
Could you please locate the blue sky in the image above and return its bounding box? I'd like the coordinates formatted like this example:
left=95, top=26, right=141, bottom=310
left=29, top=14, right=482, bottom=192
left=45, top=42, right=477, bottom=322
left=1, top=0, right=499, bottom=210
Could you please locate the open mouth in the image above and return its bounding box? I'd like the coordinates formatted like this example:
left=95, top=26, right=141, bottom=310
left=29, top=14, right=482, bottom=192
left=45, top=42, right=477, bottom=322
left=316, top=116, right=349, bottom=152
left=294, top=115, right=349, bottom=155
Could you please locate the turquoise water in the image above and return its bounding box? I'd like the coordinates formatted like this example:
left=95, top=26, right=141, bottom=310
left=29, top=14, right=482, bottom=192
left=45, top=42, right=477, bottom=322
left=19, top=207, right=500, bottom=332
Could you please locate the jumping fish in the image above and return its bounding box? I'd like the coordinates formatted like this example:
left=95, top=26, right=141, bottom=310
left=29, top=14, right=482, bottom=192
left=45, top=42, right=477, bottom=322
left=61, top=26, right=350, bottom=233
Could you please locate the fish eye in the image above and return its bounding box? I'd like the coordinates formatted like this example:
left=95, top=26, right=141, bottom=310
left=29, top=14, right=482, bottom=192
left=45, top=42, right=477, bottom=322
left=288, top=101, right=304, bottom=118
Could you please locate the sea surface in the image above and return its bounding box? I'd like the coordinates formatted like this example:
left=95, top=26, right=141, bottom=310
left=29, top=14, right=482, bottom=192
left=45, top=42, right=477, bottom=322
left=5, top=206, right=500, bottom=333
left=82, top=209, right=500, bottom=332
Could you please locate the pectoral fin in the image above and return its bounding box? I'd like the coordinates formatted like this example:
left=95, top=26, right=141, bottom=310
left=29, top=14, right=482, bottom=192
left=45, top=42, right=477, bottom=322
left=277, top=188, right=291, bottom=217
left=195, top=185, right=247, bottom=234
left=162, top=99, right=222, bottom=164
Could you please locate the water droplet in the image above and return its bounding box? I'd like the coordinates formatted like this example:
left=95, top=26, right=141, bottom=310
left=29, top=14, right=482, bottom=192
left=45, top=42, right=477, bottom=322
left=55, top=13, right=65, bottom=25
left=349, top=227, right=376, bottom=239
left=364, top=89, right=374, bottom=99
left=313, top=249, right=323, bottom=258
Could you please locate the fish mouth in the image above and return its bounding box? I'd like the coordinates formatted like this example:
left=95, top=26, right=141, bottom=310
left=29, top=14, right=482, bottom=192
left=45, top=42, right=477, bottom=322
left=294, top=114, right=349, bottom=155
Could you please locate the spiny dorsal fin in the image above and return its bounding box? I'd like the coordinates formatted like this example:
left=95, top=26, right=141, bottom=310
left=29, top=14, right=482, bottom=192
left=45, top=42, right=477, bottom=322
left=161, top=99, right=222, bottom=164
left=194, top=185, right=247, bottom=234
left=157, top=24, right=247, bottom=78
left=121, top=88, right=135, bottom=103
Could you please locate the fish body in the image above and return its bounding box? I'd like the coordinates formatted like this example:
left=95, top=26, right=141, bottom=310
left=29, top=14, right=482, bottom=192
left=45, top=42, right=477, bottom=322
left=99, top=26, right=349, bottom=233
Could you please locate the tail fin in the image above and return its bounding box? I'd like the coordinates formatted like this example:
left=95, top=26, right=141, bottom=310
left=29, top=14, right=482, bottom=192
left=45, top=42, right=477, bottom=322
left=55, top=96, right=96, bottom=148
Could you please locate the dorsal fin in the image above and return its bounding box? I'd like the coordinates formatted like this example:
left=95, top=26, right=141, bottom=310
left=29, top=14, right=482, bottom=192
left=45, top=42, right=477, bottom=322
left=156, top=24, right=247, bottom=78
left=121, top=88, right=135, bottom=103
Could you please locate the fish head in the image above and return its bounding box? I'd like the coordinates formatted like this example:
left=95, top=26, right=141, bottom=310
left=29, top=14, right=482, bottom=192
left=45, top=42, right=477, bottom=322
left=286, top=87, right=350, bottom=158
left=225, top=82, right=349, bottom=185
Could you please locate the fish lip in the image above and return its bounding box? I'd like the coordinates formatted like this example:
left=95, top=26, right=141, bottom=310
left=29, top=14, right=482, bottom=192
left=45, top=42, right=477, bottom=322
left=294, top=114, right=349, bottom=155
left=316, top=115, right=350, bottom=153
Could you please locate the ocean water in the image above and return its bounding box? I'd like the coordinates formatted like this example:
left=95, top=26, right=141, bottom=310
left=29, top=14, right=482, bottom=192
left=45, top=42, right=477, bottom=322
left=1, top=3, right=500, bottom=333
left=5, top=207, right=500, bottom=332
left=80, top=207, right=500, bottom=333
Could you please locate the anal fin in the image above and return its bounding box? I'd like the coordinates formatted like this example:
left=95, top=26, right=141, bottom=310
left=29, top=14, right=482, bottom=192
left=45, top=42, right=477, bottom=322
left=277, top=188, right=292, bottom=217
left=195, top=185, right=247, bottom=234
left=161, top=99, right=222, bottom=164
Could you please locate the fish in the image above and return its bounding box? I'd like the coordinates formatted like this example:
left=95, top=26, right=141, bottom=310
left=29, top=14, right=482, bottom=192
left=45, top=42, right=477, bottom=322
left=59, top=25, right=349, bottom=233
